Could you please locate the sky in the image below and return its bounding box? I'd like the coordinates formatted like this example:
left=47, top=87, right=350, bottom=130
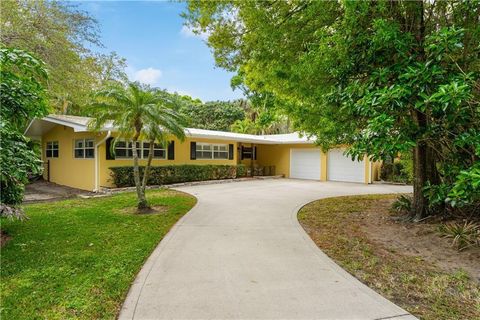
left=75, top=1, right=243, bottom=102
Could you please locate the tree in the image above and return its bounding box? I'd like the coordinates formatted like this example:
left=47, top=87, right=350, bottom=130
left=1, top=0, right=126, bottom=114
left=184, top=0, right=480, bottom=219
left=88, top=82, right=187, bottom=211
left=179, top=100, right=245, bottom=131
left=0, top=47, right=49, bottom=219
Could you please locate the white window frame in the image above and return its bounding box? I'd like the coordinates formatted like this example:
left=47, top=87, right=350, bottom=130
left=74, top=138, right=95, bottom=159
left=142, top=141, right=166, bottom=159
left=196, top=143, right=229, bottom=160
left=46, top=141, right=59, bottom=158
left=114, top=140, right=166, bottom=159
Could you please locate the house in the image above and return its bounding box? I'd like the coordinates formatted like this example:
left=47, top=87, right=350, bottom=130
left=24, top=115, right=381, bottom=191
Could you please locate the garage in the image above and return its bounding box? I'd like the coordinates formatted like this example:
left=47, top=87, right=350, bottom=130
left=328, top=149, right=365, bottom=183
left=290, top=148, right=321, bottom=180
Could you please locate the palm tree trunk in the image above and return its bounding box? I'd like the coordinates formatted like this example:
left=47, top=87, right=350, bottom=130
left=132, top=134, right=148, bottom=210
left=142, top=139, right=155, bottom=193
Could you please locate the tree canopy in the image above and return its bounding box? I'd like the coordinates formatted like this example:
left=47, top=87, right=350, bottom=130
left=184, top=0, right=480, bottom=218
left=1, top=0, right=127, bottom=114
left=0, top=48, right=49, bottom=218
left=179, top=100, right=246, bottom=131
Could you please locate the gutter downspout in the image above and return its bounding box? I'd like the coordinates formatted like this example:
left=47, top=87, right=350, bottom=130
left=94, top=131, right=111, bottom=192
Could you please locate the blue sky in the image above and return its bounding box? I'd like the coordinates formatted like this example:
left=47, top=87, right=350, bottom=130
left=76, top=1, right=243, bottom=102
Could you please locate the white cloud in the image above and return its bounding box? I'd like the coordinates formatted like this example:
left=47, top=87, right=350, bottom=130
left=131, top=67, right=162, bottom=85
left=180, top=25, right=209, bottom=41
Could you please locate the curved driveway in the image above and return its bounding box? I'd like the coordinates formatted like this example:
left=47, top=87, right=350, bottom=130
left=120, top=179, right=416, bottom=320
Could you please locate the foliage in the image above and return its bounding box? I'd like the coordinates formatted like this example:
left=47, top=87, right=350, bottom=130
left=110, top=165, right=242, bottom=187
left=236, top=164, right=247, bottom=177
left=0, top=48, right=48, bottom=218
left=0, top=190, right=195, bottom=319
left=437, top=221, right=480, bottom=251
left=179, top=100, right=245, bottom=131
left=1, top=0, right=126, bottom=113
left=88, top=82, right=187, bottom=210
left=184, top=0, right=480, bottom=218
left=0, top=47, right=49, bottom=129
left=380, top=154, right=413, bottom=184
left=392, top=195, right=412, bottom=214
left=230, top=118, right=257, bottom=134
left=0, top=122, right=42, bottom=206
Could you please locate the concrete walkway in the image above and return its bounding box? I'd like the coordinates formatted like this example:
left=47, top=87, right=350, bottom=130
left=119, top=179, right=416, bottom=320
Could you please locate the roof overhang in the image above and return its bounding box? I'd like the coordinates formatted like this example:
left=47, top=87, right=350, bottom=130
left=24, top=115, right=315, bottom=145
left=24, top=116, right=110, bottom=139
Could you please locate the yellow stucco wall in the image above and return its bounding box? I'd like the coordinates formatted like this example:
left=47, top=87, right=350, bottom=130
left=257, top=144, right=373, bottom=183
left=98, top=134, right=239, bottom=188
left=40, top=124, right=376, bottom=191
left=256, top=144, right=329, bottom=180
left=41, top=125, right=100, bottom=190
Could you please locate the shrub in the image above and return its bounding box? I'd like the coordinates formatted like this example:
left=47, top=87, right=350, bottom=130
left=437, top=221, right=480, bottom=251
left=236, top=164, right=247, bottom=177
left=392, top=195, right=412, bottom=214
left=380, top=160, right=412, bottom=184
left=110, top=165, right=241, bottom=187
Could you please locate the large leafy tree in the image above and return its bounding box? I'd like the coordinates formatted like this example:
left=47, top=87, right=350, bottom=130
left=184, top=0, right=480, bottom=219
left=88, top=82, right=187, bottom=211
left=0, top=48, right=49, bottom=218
left=1, top=0, right=126, bottom=115
left=179, top=100, right=246, bottom=131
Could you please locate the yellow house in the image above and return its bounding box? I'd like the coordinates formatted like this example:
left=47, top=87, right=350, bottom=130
left=25, top=115, right=379, bottom=191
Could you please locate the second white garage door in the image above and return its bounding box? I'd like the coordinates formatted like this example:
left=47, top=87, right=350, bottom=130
left=328, top=149, right=365, bottom=183
left=290, top=149, right=321, bottom=180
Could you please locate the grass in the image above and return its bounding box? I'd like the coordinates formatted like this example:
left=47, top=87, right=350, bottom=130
left=0, top=189, right=196, bottom=319
left=298, top=194, right=480, bottom=320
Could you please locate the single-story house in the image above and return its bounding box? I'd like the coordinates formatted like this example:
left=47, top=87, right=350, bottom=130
left=24, top=115, right=381, bottom=191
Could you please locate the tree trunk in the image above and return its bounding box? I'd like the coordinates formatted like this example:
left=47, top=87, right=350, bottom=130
left=132, top=132, right=148, bottom=210
left=413, top=142, right=428, bottom=220
left=141, top=139, right=155, bottom=194
left=410, top=0, right=431, bottom=220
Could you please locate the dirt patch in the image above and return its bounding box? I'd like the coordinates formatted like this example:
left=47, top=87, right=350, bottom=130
left=121, top=205, right=169, bottom=215
left=1, top=230, right=12, bottom=247
left=298, top=194, right=480, bottom=320
left=359, top=198, right=480, bottom=282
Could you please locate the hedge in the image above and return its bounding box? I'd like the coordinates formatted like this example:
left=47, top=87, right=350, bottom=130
left=110, top=164, right=248, bottom=187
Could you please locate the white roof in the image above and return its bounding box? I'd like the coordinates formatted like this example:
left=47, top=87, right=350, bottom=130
left=25, top=115, right=315, bottom=144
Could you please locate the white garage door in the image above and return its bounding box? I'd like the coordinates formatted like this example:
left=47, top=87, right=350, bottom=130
left=328, top=149, right=365, bottom=183
left=290, top=149, right=321, bottom=180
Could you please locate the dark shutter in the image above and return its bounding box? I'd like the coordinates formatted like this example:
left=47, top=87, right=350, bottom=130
left=190, top=141, right=196, bottom=160
left=240, top=145, right=244, bottom=160
left=228, top=144, right=234, bottom=160
left=167, top=141, right=175, bottom=160
left=253, top=146, right=257, bottom=160
left=105, top=137, right=115, bottom=160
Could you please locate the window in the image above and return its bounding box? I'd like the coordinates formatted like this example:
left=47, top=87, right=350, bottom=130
left=114, top=140, right=166, bottom=159
left=74, top=139, right=95, bottom=158
left=46, top=141, right=59, bottom=158
left=142, top=142, right=166, bottom=159
left=242, top=147, right=253, bottom=159
left=196, top=143, right=229, bottom=160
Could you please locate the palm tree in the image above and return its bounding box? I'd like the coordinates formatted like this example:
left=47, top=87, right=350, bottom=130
left=88, top=82, right=186, bottom=211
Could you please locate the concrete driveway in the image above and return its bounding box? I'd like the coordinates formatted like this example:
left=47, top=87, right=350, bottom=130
left=120, top=179, right=416, bottom=320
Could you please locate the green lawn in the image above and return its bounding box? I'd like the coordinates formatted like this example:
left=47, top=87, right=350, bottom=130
left=0, top=189, right=196, bottom=319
